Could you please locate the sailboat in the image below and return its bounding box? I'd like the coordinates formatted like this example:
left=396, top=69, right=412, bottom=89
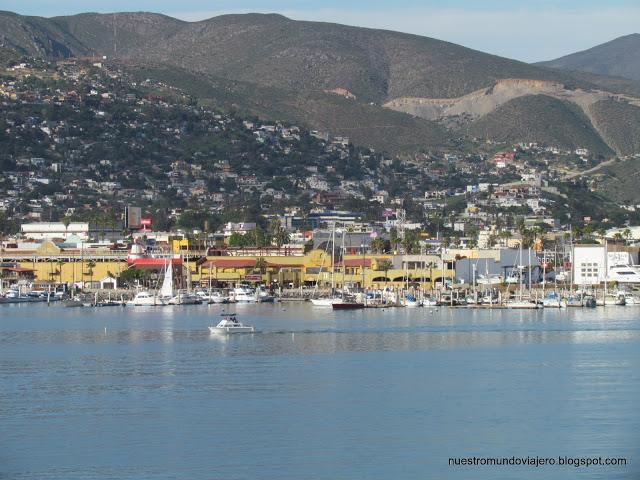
left=165, top=258, right=202, bottom=304
left=311, top=223, right=343, bottom=306
left=128, top=258, right=170, bottom=306
left=331, top=229, right=364, bottom=310
left=505, top=244, right=540, bottom=309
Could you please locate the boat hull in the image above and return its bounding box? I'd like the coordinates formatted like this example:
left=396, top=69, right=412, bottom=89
left=332, top=302, right=365, bottom=310
left=208, top=326, right=255, bottom=334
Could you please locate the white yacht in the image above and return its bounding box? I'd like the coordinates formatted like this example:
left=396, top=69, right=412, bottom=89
left=596, top=292, right=626, bottom=306
left=127, top=291, right=166, bottom=306
left=232, top=286, right=257, bottom=303
left=168, top=290, right=202, bottom=305
left=404, top=294, right=421, bottom=307
left=209, top=313, right=255, bottom=334
left=542, top=291, right=566, bottom=308
left=608, top=265, right=640, bottom=283
left=617, top=289, right=640, bottom=305
left=476, top=274, right=503, bottom=286
left=422, top=296, right=440, bottom=306
left=256, top=286, right=277, bottom=303
left=209, top=290, right=233, bottom=304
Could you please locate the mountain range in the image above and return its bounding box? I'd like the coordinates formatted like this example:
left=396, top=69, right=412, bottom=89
left=537, top=34, right=640, bottom=83
left=1, top=10, right=639, bottom=156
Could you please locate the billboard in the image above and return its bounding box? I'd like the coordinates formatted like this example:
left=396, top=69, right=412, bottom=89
left=125, top=206, right=142, bottom=229
left=140, top=218, right=152, bottom=227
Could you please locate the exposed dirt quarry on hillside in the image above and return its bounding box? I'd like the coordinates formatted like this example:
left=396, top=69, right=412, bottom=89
left=384, top=78, right=640, bottom=124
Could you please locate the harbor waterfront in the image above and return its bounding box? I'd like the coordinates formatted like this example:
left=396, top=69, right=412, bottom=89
left=1, top=302, right=638, bottom=479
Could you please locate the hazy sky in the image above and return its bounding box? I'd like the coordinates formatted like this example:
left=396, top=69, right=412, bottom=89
left=3, top=0, right=639, bottom=62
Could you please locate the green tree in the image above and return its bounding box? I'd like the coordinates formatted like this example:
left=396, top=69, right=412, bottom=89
left=269, top=219, right=290, bottom=248
left=254, top=257, right=268, bottom=275
left=401, top=230, right=420, bottom=254
left=86, top=260, right=96, bottom=288
left=376, top=259, right=394, bottom=288
left=228, top=232, right=246, bottom=247
left=61, top=216, right=71, bottom=239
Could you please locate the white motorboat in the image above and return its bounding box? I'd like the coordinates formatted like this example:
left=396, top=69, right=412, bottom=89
left=209, top=290, right=232, bottom=304
left=404, top=294, right=421, bottom=307
left=256, top=286, right=277, bottom=303
left=617, top=289, right=640, bottom=305
left=542, top=292, right=566, bottom=308
left=596, top=293, right=626, bottom=306
left=476, top=274, right=503, bottom=286
left=505, top=299, right=541, bottom=309
left=422, top=296, right=440, bottom=307
left=232, top=286, right=257, bottom=303
left=208, top=313, right=255, bottom=334
left=127, top=291, right=166, bottom=306
left=310, top=297, right=341, bottom=307
left=168, top=290, right=202, bottom=305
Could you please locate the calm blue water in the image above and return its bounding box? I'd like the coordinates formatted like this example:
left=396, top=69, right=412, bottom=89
left=1, top=303, right=638, bottom=479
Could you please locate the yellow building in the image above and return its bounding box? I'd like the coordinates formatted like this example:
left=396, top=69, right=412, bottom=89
left=193, top=250, right=454, bottom=289
left=11, top=241, right=128, bottom=287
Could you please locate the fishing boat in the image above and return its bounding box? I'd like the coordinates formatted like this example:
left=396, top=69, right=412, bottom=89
left=208, top=313, right=255, bottom=334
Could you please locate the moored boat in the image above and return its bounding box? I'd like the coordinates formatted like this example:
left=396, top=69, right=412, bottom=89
left=332, top=301, right=365, bottom=310
left=127, top=291, right=166, bottom=306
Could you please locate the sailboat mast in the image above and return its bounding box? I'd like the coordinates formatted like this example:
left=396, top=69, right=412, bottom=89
left=331, top=223, right=335, bottom=292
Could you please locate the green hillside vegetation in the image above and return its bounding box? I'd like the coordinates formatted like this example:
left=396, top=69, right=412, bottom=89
left=0, top=11, right=596, bottom=103
left=129, top=64, right=449, bottom=154
left=538, top=34, right=640, bottom=82
left=1, top=11, right=639, bottom=155
left=467, top=95, right=613, bottom=157
left=594, top=157, right=640, bottom=204
left=589, top=99, right=640, bottom=157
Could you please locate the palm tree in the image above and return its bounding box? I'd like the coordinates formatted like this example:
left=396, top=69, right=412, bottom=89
left=254, top=257, right=268, bottom=274
left=56, top=259, right=65, bottom=284
left=269, top=219, right=290, bottom=249
left=623, top=228, right=632, bottom=244
left=377, top=259, right=394, bottom=289
left=370, top=237, right=385, bottom=254
left=426, top=261, right=437, bottom=289
left=61, top=216, right=71, bottom=240
left=86, top=260, right=96, bottom=289
left=389, top=228, right=399, bottom=253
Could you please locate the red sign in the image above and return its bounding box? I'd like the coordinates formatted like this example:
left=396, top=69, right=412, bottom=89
left=140, top=218, right=152, bottom=226
left=244, top=274, right=263, bottom=282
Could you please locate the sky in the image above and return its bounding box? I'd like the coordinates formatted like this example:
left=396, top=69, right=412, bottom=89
left=2, top=0, right=639, bottom=62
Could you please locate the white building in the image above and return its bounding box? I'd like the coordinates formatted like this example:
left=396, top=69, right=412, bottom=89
left=573, top=245, right=640, bottom=284
left=222, top=222, right=257, bottom=239
left=20, top=222, right=90, bottom=241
